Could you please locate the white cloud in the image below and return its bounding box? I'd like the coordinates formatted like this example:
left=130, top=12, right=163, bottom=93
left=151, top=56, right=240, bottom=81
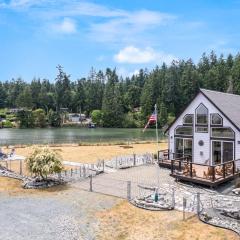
left=114, top=46, right=177, bottom=64
left=50, top=17, right=76, bottom=34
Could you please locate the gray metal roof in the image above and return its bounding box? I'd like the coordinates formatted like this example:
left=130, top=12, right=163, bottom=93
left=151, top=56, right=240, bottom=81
left=200, top=89, right=240, bottom=131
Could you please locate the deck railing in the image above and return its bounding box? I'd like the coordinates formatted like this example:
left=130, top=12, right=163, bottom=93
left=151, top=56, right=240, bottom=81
left=170, top=158, right=240, bottom=183
left=157, top=149, right=192, bottom=164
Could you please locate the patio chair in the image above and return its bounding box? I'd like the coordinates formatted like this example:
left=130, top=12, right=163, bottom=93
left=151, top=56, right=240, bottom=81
left=215, top=166, right=223, bottom=176
left=203, top=167, right=214, bottom=179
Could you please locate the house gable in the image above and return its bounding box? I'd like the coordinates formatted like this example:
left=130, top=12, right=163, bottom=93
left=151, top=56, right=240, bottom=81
left=168, top=91, right=240, bottom=165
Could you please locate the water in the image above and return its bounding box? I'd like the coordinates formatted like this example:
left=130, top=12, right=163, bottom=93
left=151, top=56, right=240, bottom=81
left=0, top=128, right=165, bottom=145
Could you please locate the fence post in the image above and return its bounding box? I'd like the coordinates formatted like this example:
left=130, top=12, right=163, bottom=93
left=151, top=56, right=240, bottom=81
left=127, top=181, right=131, bottom=200
left=183, top=197, right=187, bottom=220
left=102, top=160, right=105, bottom=173
left=79, top=166, right=82, bottom=177
left=19, top=160, right=23, bottom=175
left=133, top=154, right=136, bottom=166
left=83, top=166, right=86, bottom=178
left=172, top=188, right=175, bottom=209
left=196, top=192, right=200, bottom=214
left=89, top=174, right=93, bottom=192
left=71, top=168, right=73, bottom=177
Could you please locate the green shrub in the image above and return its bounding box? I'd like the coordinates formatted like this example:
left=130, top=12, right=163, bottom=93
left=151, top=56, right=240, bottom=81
left=3, top=120, right=13, bottom=128
left=91, top=110, right=103, bottom=126
left=0, top=113, right=6, bottom=119
left=26, top=147, right=63, bottom=180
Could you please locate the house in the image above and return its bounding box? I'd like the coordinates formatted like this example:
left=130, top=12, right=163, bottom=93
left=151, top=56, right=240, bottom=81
left=68, top=113, right=86, bottom=122
left=159, top=89, right=240, bottom=187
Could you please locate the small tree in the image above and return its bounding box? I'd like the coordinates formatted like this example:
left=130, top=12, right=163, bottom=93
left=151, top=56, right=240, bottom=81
left=26, top=147, right=63, bottom=180
left=91, top=109, right=103, bottom=126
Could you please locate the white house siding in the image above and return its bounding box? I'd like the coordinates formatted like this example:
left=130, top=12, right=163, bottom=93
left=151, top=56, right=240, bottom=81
left=168, top=92, right=240, bottom=168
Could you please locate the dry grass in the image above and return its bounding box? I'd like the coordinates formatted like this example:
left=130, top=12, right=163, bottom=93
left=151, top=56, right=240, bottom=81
left=6, top=142, right=167, bottom=164
left=96, top=201, right=239, bottom=240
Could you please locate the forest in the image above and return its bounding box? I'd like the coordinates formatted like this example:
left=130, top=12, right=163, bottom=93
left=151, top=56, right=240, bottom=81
left=0, top=51, right=240, bottom=128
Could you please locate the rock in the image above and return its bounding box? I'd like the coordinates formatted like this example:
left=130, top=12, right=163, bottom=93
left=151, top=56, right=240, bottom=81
left=232, top=188, right=240, bottom=195
left=23, top=178, right=64, bottom=189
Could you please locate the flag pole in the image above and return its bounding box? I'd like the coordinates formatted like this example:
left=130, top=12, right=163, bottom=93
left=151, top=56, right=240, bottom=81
left=155, top=103, right=160, bottom=188
left=155, top=103, right=159, bottom=151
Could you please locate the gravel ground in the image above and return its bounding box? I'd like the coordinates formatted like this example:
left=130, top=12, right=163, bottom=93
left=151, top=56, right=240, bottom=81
left=0, top=187, right=120, bottom=240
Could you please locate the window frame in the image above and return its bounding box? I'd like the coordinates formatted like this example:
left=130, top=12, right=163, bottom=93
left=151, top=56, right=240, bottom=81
left=195, top=103, right=209, bottom=126
left=175, top=126, right=193, bottom=137
left=211, top=127, right=235, bottom=140
left=195, top=126, right=208, bottom=133
left=183, top=114, right=194, bottom=125
left=210, top=113, right=223, bottom=126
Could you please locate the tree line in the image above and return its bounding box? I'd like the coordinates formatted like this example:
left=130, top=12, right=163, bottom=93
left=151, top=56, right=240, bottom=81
left=0, top=51, right=240, bottom=128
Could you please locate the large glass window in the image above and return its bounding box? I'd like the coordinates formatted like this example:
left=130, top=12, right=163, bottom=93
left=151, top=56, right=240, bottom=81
left=211, top=127, right=235, bottom=139
left=211, top=114, right=222, bottom=125
left=183, top=114, right=193, bottom=125
left=212, top=140, right=234, bottom=164
left=175, top=126, right=193, bottom=136
left=196, top=104, right=208, bottom=125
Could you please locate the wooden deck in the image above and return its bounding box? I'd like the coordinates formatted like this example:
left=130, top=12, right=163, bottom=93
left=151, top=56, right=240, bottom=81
left=158, top=150, right=240, bottom=187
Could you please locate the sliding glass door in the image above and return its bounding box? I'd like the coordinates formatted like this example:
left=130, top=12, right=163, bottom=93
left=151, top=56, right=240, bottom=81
left=175, top=138, right=192, bottom=160
left=212, top=140, right=234, bottom=165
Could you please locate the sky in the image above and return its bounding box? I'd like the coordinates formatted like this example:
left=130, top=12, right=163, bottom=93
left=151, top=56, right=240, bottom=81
left=0, top=0, right=240, bottom=81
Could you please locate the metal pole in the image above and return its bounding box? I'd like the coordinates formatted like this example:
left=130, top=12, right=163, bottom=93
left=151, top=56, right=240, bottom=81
left=197, top=192, right=200, bottom=214
left=172, top=188, right=175, bottom=209
left=155, top=103, right=159, bottom=151
left=155, top=103, right=160, bottom=188
left=127, top=181, right=131, bottom=200
left=183, top=197, right=186, bottom=221
left=89, top=174, right=93, bottom=192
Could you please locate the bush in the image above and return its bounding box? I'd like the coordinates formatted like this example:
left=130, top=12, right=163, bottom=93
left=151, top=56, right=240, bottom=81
left=26, top=147, right=63, bottom=180
left=48, top=110, right=61, bottom=127
left=91, top=110, right=103, bottom=126
left=33, top=108, right=46, bottom=128
left=122, top=112, right=137, bottom=128
left=3, top=120, right=13, bottom=128
left=0, top=113, right=6, bottom=119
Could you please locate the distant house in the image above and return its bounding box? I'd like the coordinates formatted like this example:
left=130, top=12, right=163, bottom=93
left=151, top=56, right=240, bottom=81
left=8, top=108, right=24, bottom=114
left=159, top=89, right=240, bottom=187
left=68, top=113, right=86, bottom=122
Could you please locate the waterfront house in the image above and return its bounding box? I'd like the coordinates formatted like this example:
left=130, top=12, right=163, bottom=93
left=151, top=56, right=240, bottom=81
left=159, top=89, right=240, bottom=187
left=68, top=113, right=86, bottom=122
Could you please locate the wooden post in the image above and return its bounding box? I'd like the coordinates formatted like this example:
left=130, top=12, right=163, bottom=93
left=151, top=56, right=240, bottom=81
left=89, top=174, right=93, bottom=192
left=127, top=181, right=131, bottom=200
left=232, top=161, right=235, bottom=175
left=83, top=166, right=86, bottom=178
left=71, top=168, right=73, bottom=177
left=190, top=162, right=193, bottom=178
left=212, top=166, right=215, bottom=182
left=171, top=160, right=174, bottom=174
left=19, top=160, right=23, bottom=175
left=157, top=151, right=160, bottom=163
left=223, top=163, right=226, bottom=178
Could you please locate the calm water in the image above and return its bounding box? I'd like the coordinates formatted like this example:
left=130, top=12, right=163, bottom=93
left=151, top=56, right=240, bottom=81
left=0, top=128, right=165, bottom=145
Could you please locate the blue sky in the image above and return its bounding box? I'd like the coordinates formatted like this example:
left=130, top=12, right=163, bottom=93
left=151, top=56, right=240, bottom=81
left=0, top=0, right=240, bottom=81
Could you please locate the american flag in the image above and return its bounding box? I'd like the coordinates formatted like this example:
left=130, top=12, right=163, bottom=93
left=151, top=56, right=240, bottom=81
left=143, top=109, right=157, bottom=132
